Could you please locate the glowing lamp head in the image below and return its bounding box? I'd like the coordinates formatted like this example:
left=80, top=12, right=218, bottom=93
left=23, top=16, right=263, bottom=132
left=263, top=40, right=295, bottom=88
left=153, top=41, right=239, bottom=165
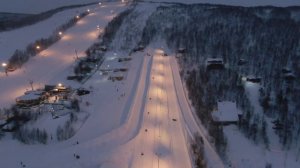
left=57, top=83, right=63, bottom=87
left=36, top=45, right=40, bottom=50
left=58, top=31, right=63, bottom=35
left=87, top=9, right=90, bottom=13
left=99, top=2, right=102, bottom=5
left=2, top=63, right=7, bottom=67
left=76, top=15, right=80, bottom=19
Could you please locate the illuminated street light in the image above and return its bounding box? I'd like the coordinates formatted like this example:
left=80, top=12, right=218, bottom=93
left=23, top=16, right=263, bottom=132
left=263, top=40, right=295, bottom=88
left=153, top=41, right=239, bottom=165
left=58, top=31, right=63, bottom=36
left=57, top=83, right=63, bottom=87
left=97, top=25, right=100, bottom=30
left=76, top=15, right=80, bottom=19
left=36, top=45, right=41, bottom=50
left=99, top=2, right=102, bottom=5
left=87, top=9, right=90, bottom=13
left=2, top=62, right=7, bottom=67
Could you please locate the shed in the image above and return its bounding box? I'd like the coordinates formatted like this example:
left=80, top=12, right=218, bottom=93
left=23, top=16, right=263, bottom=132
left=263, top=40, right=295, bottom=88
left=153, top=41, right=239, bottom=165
left=206, top=58, right=224, bottom=70
left=211, top=101, right=242, bottom=125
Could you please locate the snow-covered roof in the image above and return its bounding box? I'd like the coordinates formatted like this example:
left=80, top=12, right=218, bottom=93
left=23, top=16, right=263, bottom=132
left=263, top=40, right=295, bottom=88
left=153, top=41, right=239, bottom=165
left=16, top=92, right=42, bottom=101
left=24, top=90, right=44, bottom=95
left=206, top=58, right=224, bottom=63
left=100, top=59, right=127, bottom=70
left=212, top=101, right=242, bottom=122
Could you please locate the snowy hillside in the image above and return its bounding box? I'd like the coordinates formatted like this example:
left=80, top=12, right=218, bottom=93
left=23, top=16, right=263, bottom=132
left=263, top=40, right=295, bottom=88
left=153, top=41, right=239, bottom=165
left=145, top=0, right=300, bottom=7
left=0, top=0, right=97, bottom=14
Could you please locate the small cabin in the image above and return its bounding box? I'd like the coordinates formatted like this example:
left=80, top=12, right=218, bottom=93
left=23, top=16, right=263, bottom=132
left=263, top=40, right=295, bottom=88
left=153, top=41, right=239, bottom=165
left=246, top=76, right=261, bottom=83
left=238, top=59, right=247, bottom=66
left=99, top=45, right=107, bottom=52
left=284, top=73, right=296, bottom=81
left=177, top=47, right=187, bottom=53
left=282, top=67, right=292, bottom=74
left=118, top=57, right=132, bottom=62
left=211, top=101, right=242, bottom=125
left=133, top=45, right=144, bottom=52
left=206, top=58, right=224, bottom=70
left=109, top=74, right=124, bottom=81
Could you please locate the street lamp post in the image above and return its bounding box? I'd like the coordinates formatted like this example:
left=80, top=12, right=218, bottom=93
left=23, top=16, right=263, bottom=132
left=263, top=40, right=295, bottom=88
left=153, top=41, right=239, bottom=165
left=2, top=62, right=8, bottom=76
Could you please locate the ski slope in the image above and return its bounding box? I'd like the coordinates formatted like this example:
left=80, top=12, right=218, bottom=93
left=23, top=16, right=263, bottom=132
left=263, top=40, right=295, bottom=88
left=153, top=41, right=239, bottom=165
left=0, top=6, right=93, bottom=61
left=0, top=2, right=127, bottom=108
left=121, top=49, right=192, bottom=168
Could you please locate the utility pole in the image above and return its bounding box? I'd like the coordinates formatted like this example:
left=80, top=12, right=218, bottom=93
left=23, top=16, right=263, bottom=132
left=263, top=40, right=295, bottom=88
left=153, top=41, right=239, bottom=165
left=29, top=79, right=34, bottom=90
left=75, top=49, right=79, bottom=60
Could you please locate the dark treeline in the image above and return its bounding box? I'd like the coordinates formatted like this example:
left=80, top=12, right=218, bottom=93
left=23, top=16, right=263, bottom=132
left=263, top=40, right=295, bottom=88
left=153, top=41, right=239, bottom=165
left=139, top=3, right=300, bottom=155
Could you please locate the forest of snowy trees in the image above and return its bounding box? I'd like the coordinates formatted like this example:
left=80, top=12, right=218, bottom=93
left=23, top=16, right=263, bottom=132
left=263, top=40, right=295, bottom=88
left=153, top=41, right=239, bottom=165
left=139, top=3, right=300, bottom=157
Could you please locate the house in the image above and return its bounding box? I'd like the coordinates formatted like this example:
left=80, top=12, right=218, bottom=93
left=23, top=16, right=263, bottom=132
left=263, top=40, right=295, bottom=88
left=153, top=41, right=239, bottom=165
left=16, top=90, right=47, bottom=107
left=246, top=76, right=261, bottom=83
left=238, top=59, right=247, bottom=66
left=109, top=73, right=124, bottom=81
left=211, top=101, right=242, bottom=125
left=177, top=47, right=186, bottom=53
left=99, top=45, right=107, bottom=52
left=118, top=57, right=132, bottom=62
left=282, top=67, right=292, bottom=74
left=100, top=59, right=127, bottom=73
left=44, top=84, right=71, bottom=94
left=133, top=45, right=144, bottom=52
left=284, top=72, right=296, bottom=81
left=206, top=58, right=224, bottom=70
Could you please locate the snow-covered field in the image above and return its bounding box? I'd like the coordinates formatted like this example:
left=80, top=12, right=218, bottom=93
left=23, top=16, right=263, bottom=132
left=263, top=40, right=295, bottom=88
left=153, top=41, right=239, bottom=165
left=0, top=0, right=98, bottom=14
left=144, top=0, right=300, bottom=7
